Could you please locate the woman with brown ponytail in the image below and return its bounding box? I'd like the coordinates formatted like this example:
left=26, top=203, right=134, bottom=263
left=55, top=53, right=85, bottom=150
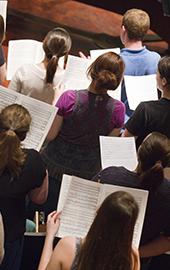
left=9, top=28, right=72, bottom=104
left=93, top=132, right=170, bottom=269
left=0, top=104, right=48, bottom=270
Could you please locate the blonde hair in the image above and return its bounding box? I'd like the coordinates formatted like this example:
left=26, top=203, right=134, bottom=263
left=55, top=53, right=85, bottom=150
left=0, top=104, right=31, bottom=177
left=122, top=8, right=150, bottom=41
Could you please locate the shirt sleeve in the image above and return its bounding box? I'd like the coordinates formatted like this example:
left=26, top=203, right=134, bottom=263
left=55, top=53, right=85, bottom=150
left=8, top=68, right=22, bottom=92
left=110, top=100, right=125, bottom=129
left=125, top=102, right=146, bottom=136
left=56, top=90, right=77, bottom=117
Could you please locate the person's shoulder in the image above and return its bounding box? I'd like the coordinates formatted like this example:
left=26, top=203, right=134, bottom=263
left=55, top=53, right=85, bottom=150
left=54, top=236, right=77, bottom=256
left=59, top=236, right=76, bottom=247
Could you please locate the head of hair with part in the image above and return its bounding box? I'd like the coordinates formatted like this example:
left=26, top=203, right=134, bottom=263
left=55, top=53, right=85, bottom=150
left=0, top=104, right=31, bottom=177
left=87, top=52, right=125, bottom=93
left=122, top=8, right=150, bottom=41
left=0, top=15, right=5, bottom=44
left=43, top=27, right=72, bottom=84
left=137, top=132, right=170, bottom=191
left=77, top=191, right=138, bottom=270
left=157, top=55, right=170, bottom=89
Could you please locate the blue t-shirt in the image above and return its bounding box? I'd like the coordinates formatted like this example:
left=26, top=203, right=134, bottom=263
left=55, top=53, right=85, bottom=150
left=120, top=47, right=160, bottom=116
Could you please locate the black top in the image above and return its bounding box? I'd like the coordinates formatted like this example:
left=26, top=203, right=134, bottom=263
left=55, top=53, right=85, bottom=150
left=125, top=98, right=170, bottom=148
left=94, top=166, right=170, bottom=245
left=0, top=149, right=46, bottom=241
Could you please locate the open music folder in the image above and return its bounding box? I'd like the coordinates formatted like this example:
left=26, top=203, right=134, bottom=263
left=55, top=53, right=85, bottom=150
left=57, top=174, right=148, bottom=248
left=0, top=86, right=57, bottom=151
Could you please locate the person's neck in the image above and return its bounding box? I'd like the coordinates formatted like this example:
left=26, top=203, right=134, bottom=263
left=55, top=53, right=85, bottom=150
left=88, top=82, right=108, bottom=94
left=124, top=40, right=143, bottom=50
left=37, top=58, right=48, bottom=69
left=161, top=89, right=170, bottom=99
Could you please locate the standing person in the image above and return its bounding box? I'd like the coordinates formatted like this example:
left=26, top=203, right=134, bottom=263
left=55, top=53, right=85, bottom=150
left=8, top=27, right=72, bottom=104
left=120, top=8, right=160, bottom=118
left=123, top=55, right=170, bottom=148
left=93, top=132, right=170, bottom=269
left=39, top=51, right=125, bottom=215
left=0, top=15, right=6, bottom=85
left=0, top=104, right=48, bottom=270
left=38, top=191, right=140, bottom=270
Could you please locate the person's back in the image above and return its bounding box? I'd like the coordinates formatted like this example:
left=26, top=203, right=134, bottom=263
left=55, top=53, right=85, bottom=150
left=120, top=9, right=160, bottom=117
left=9, top=28, right=72, bottom=105
left=0, top=104, right=48, bottom=270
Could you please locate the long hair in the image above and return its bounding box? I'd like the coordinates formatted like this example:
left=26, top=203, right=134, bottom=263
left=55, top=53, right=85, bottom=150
left=87, top=52, right=125, bottom=93
left=0, top=104, right=31, bottom=177
left=43, top=27, right=72, bottom=84
left=0, top=15, right=5, bottom=44
left=137, top=132, right=170, bottom=191
left=122, top=8, right=150, bottom=41
left=158, top=55, right=170, bottom=86
left=77, top=191, right=138, bottom=270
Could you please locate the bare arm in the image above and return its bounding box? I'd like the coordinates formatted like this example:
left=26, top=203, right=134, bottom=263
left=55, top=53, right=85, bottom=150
left=29, top=170, right=49, bottom=204
left=38, top=212, right=61, bottom=270
left=46, top=115, right=63, bottom=141
left=139, top=235, right=170, bottom=258
left=0, top=213, right=4, bottom=264
left=132, top=247, right=140, bottom=270
left=0, top=62, right=6, bottom=85
left=108, top=128, right=121, bottom=137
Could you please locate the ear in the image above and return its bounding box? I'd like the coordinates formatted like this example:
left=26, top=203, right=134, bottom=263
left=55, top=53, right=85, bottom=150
left=162, top=77, right=167, bottom=86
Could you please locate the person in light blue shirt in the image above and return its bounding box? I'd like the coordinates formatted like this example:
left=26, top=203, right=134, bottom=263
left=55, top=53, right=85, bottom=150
left=120, top=8, right=160, bottom=118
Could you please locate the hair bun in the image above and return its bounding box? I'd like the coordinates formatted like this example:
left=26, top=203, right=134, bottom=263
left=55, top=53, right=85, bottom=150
left=96, top=70, right=118, bottom=90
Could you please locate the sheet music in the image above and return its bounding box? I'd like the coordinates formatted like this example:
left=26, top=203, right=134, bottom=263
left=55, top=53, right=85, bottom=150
left=100, top=184, right=148, bottom=248
left=57, top=175, right=148, bottom=248
left=100, top=136, right=138, bottom=171
left=124, top=74, right=158, bottom=110
left=90, top=48, right=120, bottom=60
left=0, top=1, right=7, bottom=30
left=0, top=86, right=57, bottom=151
left=7, top=39, right=44, bottom=80
left=57, top=176, right=101, bottom=238
left=63, top=55, right=92, bottom=90
left=57, top=174, right=72, bottom=212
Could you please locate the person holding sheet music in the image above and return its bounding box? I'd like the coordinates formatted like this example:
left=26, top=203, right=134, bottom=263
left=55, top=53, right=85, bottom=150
left=0, top=104, right=48, bottom=270
left=0, top=15, right=6, bottom=85
left=38, top=191, right=140, bottom=270
left=39, top=51, right=125, bottom=215
left=120, top=8, right=160, bottom=118
left=123, top=55, right=170, bottom=148
left=94, top=132, right=170, bottom=269
left=8, top=27, right=72, bottom=104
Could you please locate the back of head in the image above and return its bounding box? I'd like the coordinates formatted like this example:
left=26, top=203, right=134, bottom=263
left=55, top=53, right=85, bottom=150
left=158, top=55, right=170, bottom=86
left=43, top=27, right=72, bottom=84
left=77, top=191, right=138, bottom=270
left=0, top=104, right=31, bottom=177
left=87, top=51, right=125, bottom=92
left=137, top=132, right=170, bottom=191
left=122, top=8, right=150, bottom=41
left=0, top=15, right=5, bottom=44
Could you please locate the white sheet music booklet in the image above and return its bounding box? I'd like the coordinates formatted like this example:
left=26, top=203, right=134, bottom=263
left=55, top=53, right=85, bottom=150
left=0, top=86, right=57, bottom=151
left=57, top=174, right=148, bottom=248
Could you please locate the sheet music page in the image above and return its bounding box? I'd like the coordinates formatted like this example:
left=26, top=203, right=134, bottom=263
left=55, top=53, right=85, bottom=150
left=57, top=174, right=72, bottom=212
left=63, top=55, right=92, bottom=90
left=0, top=86, right=57, bottom=151
left=0, top=0, right=7, bottom=30
left=124, top=74, right=158, bottom=110
left=90, top=48, right=120, bottom=60
left=100, top=136, right=138, bottom=171
left=57, top=176, right=101, bottom=238
left=7, top=39, right=44, bottom=80
left=100, top=184, right=148, bottom=248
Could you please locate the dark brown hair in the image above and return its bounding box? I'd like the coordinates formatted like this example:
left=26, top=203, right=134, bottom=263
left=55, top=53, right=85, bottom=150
left=0, top=15, right=4, bottom=44
left=137, top=132, right=170, bottom=191
left=43, top=27, right=72, bottom=84
left=158, top=55, right=170, bottom=86
left=77, top=191, right=138, bottom=270
left=122, top=8, right=150, bottom=41
left=87, top=52, right=125, bottom=92
left=0, top=104, right=31, bottom=177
